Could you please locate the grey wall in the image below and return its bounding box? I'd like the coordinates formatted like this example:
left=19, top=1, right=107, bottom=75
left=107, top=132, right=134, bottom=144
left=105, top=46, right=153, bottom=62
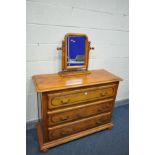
left=26, top=0, right=129, bottom=122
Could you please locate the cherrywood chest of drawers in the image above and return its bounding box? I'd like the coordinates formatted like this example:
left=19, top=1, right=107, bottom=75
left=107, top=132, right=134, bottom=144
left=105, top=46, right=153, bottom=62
left=32, top=69, right=122, bottom=151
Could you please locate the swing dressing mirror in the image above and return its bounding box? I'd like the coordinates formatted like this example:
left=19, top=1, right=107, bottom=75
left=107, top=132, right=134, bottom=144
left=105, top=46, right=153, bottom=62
left=57, top=33, right=94, bottom=72
left=67, top=35, right=86, bottom=67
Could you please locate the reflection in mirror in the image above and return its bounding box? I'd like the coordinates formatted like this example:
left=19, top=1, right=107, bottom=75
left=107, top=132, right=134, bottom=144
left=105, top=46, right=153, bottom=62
left=67, top=36, right=86, bottom=66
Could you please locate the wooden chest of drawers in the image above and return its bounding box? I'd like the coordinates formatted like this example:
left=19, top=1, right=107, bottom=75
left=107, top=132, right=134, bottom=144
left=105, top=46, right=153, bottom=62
left=32, top=69, right=122, bottom=151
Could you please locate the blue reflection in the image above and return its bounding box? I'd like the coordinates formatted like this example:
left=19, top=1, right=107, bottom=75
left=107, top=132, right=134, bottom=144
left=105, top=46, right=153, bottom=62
left=67, top=36, right=86, bottom=66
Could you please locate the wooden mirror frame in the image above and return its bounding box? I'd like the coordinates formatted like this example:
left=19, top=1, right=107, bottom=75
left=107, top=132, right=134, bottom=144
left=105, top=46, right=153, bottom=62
left=57, top=33, right=94, bottom=72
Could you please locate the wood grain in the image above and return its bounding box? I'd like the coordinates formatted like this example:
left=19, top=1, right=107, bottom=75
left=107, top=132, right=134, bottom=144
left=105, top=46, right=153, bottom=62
left=37, top=121, right=113, bottom=151
left=48, top=112, right=111, bottom=140
left=32, top=69, right=122, bottom=92
left=47, top=99, right=113, bottom=126
left=48, top=83, right=117, bottom=109
left=33, top=69, right=122, bottom=151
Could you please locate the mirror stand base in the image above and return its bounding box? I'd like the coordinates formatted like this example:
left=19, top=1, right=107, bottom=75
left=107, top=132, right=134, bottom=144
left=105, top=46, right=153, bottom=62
left=58, top=70, right=91, bottom=77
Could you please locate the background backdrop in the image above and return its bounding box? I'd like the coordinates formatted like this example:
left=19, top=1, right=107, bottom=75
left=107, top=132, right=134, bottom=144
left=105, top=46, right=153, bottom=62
left=26, top=0, right=129, bottom=123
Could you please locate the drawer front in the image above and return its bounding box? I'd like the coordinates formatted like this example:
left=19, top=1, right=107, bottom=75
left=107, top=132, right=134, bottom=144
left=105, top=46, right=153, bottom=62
left=48, top=84, right=117, bottom=109
left=47, top=99, right=113, bottom=126
left=48, top=113, right=111, bottom=140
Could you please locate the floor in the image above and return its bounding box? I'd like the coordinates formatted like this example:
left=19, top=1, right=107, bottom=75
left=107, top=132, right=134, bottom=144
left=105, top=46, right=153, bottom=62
left=26, top=104, right=129, bottom=155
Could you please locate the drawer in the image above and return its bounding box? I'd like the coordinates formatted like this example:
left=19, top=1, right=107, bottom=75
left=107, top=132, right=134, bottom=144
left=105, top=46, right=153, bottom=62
left=48, top=113, right=111, bottom=140
left=47, top=99, right=113, bottom=126
left=48, top=84, right=117, bottom=109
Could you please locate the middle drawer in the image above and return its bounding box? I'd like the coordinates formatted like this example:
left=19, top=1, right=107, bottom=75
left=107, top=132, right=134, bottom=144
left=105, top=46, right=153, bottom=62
left=47, top=99, right=113, bottom=126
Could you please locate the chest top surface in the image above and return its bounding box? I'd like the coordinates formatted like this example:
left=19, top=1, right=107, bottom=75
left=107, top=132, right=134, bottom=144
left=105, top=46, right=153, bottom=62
left=32, top=69, right=122, bottom=93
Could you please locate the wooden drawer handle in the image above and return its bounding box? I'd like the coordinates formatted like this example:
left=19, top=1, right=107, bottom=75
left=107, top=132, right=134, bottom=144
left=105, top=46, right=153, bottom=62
left=76, top=114, right=82, bottom=118
left=96, top=120, right=103, bottom=125
left=98, top=105, right=110, bottom=113
left=60, top=116, right=69, bottom=121
left=61, top=99, right=70, bottom=104
left=100, top=91, right=108, bottom=97
left=97, top=108, right=104, bottom=113
left=60, top=132, right=68, bottom=137
left=60, top=129, right=73, bottom=137
left=105, top=104, right=110, bottom=108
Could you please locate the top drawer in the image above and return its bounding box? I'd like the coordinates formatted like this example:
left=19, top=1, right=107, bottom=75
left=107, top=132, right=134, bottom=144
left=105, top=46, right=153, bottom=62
left=48, top=84, right=117, bottom=109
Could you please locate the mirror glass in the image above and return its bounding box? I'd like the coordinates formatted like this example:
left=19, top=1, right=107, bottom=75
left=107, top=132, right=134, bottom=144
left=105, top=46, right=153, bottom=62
left=67, top=36, right=86, bottom=67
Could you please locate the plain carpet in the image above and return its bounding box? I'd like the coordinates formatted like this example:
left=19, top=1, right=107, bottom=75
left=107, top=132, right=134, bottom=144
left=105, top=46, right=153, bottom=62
left=26, top=104, right=129, bottom=155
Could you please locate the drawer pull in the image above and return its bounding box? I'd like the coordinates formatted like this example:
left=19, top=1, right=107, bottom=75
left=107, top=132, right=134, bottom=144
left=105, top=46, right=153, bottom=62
left=60, top=116, right=69, bottom=121
left=61, top=99, right=70, bottom=104
left=60, top=132, right=68, bottom=137
left=84, top=92, right=88, bottom=95
left=105, top=104, right=110, bottom=108
left=98, top=108, right=104, bottom=113
left=100, top=92, right=108, bottom=97
left=96, top=120, right=103, bottom=125
left=60, top=129, right=73, bottom=137
left=76, top=114, right=82, bottom=118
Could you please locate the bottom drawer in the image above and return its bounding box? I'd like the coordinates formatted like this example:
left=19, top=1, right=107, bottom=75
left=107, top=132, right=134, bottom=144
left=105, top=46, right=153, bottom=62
left=48, top=113, right=111, bottom=140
